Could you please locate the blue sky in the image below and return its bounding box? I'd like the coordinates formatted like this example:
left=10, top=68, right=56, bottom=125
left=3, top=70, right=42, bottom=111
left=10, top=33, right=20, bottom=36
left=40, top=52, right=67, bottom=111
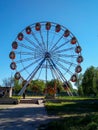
left=0, top=0, right=98, bottom=85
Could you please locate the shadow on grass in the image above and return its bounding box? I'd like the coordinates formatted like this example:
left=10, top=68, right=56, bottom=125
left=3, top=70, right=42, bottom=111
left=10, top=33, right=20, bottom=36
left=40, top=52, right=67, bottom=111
left=37, top=99, right=98, bottom=130
left=39, top=114, right=98, bottom=130
left=45, top=99, right=98, bottom=115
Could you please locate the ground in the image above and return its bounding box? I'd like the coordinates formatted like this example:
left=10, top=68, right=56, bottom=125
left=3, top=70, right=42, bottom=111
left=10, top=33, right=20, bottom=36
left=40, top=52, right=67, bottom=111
left=0, top=102, right=59, bottom=130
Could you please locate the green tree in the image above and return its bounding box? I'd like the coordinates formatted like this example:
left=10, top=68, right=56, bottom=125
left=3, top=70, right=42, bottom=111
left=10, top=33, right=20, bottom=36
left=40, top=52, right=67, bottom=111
left=82, top=66, right=98, bottom=96
left=30, top=80, right=45, bottom=94
left=2, top=77, right=14, bottom=87
left=2, top=77, right=22, bottom=95
left=46, top=79, right=63, bottom=92
left=93, top=67, right=98, bottom=95
left=74, top=73, right=83, bottom=96
left=13, top=79, right=22, bottom=94
left=78, top=86, right=84, bottom=96
left=75, top=73, right=83, bottom=88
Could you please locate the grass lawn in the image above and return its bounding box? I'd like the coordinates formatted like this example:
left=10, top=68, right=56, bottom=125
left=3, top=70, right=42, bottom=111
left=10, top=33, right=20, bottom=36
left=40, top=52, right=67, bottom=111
left=39, top=96, right=98, bottom=130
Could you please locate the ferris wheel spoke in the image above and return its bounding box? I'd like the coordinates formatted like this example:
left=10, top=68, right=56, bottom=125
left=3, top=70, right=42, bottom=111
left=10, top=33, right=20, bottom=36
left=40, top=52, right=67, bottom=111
left=55, top=47, right=75, bottom=54
left=49, top=59, right=72, bottom=96
left=49, top=59, right=67, bottom=81
left=50, top=40, right=70, bottom=53
left=24, top=36, right=43, bottom=52
left=16, top=56, right=41, bottom=64
left=58, top=54, right=78, bottom=58
left=39, top=30, right=46, bottom=50
left=49, top=65, right=58, bottom=80
left=26, top=58, right=45, bottom=81
left=45, top=60, right=48, bottom=83
left=48, top=60, right=61, bottom=80
left=18, top=58, right=45, bottom=95
left=57, top=57, right=77, bottom=67
left=47, top=60, right=56, bottom=80
left=47, top=59, right=60, bottom=80
left=47, top=30, right=49, bottom=51
left=19, top=43, right=35, bottom=51
left=48, top=32, right=56, bottom=50
left=50, top=35, right=63, bottom=52
left=31, top=32, right=45, bottom=52
left=56, top=61, right=73, bottom=75
left=51, top=53, right=78, bottom=61
left=50, top=66, right=56, bottom=80
left=15, top=51, right=35, bottom=56
left=36, top=65, right=43, bottom=80
left=15, top=47, right=43, bottom=60
left=19, top=58, right=42, bottom=73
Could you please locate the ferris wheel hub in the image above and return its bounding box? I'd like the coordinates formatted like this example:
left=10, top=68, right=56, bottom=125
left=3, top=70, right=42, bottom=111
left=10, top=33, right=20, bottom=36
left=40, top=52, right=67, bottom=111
left=45, top=52, right=51, bottom=59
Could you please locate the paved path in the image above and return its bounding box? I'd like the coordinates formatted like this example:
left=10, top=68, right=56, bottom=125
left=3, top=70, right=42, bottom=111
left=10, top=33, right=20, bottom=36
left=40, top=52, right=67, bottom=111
left=0, top=103, right=53, bottom=130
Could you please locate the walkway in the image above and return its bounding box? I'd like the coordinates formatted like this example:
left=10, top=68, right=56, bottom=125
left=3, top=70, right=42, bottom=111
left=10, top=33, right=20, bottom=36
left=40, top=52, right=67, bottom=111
left=0, top=103, right=52, bottom=130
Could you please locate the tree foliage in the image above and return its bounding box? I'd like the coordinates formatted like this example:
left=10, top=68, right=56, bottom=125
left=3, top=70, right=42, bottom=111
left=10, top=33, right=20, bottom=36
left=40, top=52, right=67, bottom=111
left=75, top=73, right=83, bottom=88
left=82, top=66, right=98, bottom=96
left=29, top=80, right=45, bottom=94
left=2, top=77, right=14, bottom=87
left=13, top=79, right=22, bottom=94
left=3, top=66, right=98, bottom=97
left=46, top=79, right=63, bottom=90
left=74, top=73, right=83, bottom=96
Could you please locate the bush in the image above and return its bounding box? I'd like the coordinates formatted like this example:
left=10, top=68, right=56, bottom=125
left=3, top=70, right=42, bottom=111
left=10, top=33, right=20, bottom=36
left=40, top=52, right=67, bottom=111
left=79, top=114, right=91, bottom=125
left=38, top=114, right=98, bottom=130
left=87, top=122, right=98, bottom=130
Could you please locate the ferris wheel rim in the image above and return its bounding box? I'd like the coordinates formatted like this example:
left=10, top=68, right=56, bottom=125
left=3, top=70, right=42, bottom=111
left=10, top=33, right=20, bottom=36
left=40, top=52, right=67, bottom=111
left=9, top=21, right=83, bottom=87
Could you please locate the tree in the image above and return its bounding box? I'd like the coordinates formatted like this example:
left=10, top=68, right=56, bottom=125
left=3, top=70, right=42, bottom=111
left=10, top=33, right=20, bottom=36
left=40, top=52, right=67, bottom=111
left=2, top=77, right=14, bottom=87
left=82, top=66, right=98, bottom=96
left=30, top=80, right=45, bottom=94
left=78, top=86, right=84, bottom=96
left=46, top=79, right=63, bottom=92
left=2, top=77, right=22, bottom=95
left=75, top=73, right=83, bottom=88
left=13, top=79, right=22, bottom=94
left=93, top=67, right=98, bottom=95
left=74, top=73, right=83, bottom=96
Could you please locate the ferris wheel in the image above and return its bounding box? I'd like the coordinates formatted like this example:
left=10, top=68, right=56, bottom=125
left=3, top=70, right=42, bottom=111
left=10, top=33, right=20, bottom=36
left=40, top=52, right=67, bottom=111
left=9, top=21, right=83, bottom=95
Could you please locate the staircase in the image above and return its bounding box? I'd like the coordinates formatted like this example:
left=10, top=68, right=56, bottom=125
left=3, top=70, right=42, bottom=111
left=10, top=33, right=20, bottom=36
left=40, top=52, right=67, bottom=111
left=20, top=98, right=43, bottom=104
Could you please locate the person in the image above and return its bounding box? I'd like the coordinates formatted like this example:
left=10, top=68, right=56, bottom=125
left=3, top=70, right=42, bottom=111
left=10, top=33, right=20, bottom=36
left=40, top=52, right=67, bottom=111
left=23, top=92, right=25, bottom=99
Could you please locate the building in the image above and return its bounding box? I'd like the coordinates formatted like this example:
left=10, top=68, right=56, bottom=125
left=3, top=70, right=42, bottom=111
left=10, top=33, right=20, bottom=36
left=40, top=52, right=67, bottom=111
left=0, top=87, right=12, bottom=97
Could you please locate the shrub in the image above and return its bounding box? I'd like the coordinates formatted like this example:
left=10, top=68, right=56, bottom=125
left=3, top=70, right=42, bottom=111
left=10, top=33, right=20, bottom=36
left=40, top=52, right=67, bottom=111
left=87, top=122, right=98, bottom=130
